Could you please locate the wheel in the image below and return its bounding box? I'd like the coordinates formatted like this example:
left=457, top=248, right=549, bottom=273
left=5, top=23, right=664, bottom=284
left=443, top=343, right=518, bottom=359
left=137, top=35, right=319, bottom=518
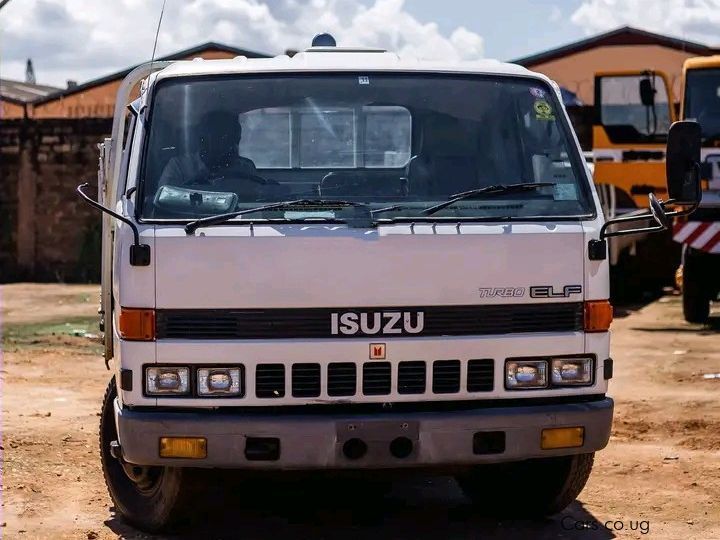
left=682, top=248, right=710, bottom=324
left=99, top=376, right=197, bottom=532
left=456, top=453, right=595, bottom=517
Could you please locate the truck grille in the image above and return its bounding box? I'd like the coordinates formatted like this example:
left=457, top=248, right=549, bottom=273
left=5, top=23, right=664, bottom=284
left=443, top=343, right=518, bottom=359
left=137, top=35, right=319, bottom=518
left=432, top=360, right=461, bottom=394
left=254, top=359, right=494, bottom=399
left=255, top=364, right=285, bottom=398
left=362, top=362, right=392, bottom=395
left=467, top=359, right=494, bottom=392
left=397, top=361, right=426, bottom=394
left=155, top=303, right=583, bottom=340
left=291, top=363, right=321, bottom=398
left=327, top=363, right=357, bottom=396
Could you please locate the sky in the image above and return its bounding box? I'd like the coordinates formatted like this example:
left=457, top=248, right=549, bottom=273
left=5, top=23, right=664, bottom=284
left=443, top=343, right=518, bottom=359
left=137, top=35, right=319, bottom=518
left=1, top=0, right=719, bottom=88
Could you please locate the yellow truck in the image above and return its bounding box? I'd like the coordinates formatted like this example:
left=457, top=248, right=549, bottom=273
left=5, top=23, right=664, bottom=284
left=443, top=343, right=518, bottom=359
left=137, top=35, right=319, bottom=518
left=592, top=61, right=720, bottom=318
left=673, top=56, right=720, bottom=322
left=593, top=61, right=720, bottom=322
left=591, top=70, right=679, bottom=295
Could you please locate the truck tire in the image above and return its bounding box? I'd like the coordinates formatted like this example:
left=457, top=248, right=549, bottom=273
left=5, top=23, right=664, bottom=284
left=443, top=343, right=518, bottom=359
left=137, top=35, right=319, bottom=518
left=99, top=377, right=197, bottom=532
left=456, top=453, right=594, bottom=517
left=682, top=249, right=710, bottom=324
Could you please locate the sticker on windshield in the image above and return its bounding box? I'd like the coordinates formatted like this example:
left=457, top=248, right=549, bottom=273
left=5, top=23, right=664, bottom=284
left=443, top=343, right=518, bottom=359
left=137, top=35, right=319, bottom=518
left=534, top=99, right=555, bottom=121
left=358, top=76, right=370, bottom=85
left=553, top=183, right=578, bottom=201
left=529, top=87, right=545, bottom=98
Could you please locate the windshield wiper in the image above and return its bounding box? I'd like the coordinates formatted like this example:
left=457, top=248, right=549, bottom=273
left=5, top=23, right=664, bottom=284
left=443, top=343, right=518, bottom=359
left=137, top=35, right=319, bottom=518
left=420, top=182, right=556, bottom=216
left=185, top=198, right=372, bottom=234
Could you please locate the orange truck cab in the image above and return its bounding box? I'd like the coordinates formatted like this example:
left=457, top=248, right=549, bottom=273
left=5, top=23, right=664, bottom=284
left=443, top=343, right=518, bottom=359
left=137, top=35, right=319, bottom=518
left=591, top=70, right=679, bottom=294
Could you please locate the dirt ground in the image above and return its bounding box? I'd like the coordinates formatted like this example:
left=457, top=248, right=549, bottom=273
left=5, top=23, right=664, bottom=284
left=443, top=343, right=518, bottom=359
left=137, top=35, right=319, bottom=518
left=1, top=283, right=719, bottom=539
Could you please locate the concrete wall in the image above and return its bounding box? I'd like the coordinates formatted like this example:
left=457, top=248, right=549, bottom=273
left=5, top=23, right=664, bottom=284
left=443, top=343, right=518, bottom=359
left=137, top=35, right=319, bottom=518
left=528, top=44, right=699, bottom=105
left=0, top=118, right=111, bottom=282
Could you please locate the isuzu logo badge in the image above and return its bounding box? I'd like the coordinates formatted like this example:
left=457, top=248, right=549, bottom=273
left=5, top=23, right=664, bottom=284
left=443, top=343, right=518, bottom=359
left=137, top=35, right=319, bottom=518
left=330, top=311, right=425, bottom=336
left=369, top=343, right=386, bottom=359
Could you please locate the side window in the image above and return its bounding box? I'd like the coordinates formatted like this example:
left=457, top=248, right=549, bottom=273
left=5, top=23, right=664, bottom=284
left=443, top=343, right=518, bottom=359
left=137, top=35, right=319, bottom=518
left=364, top=106, right=411, bottom=167
left=597, top=74, right=672, bottom=142
left=239, top=109, right=292, bottom=168
left=119, top=113, right=137, bottom=193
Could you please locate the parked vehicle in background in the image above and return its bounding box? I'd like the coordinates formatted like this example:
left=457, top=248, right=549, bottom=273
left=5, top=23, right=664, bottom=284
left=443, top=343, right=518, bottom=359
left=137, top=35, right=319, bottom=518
left=674, top=56, right=720, bottom=322
left=78, top=35, right=702, bottom=532
left=591, top=70, right=681, bottom=294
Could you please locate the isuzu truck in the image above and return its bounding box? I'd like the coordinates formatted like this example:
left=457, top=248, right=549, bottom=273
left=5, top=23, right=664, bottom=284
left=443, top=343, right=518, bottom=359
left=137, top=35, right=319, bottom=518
left=79, top=35, right=702, bottom=531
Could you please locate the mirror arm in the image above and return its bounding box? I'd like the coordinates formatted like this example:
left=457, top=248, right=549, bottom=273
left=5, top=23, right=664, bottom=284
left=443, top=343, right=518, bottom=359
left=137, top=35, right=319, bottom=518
left=664, top=201, right=699, bottom=220
left=598, top=199, right=699, bottom=240
left=598, top=211, right=655, bottom=239
left=602, top=223, right=665, bottom=238
left=77, top=183, right=151, bottom=266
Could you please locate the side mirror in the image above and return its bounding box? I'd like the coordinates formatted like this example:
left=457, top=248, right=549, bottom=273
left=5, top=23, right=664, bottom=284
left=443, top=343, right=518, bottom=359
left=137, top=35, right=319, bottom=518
left=666, top=121, right=702, bottom=204
left=648, top=192, right=669, bottom=228
left=639, top=78, right=655, bottom=107
left=77, top=183, right=151, bottom=266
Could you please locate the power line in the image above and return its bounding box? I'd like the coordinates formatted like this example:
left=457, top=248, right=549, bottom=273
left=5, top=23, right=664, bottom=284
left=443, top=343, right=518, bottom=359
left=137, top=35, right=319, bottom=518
left=0, top=0, right=13, bottom=11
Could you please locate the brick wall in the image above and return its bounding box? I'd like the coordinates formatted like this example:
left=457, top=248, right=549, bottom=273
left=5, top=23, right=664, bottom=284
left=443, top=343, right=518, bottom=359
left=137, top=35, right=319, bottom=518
left=0, top=118, right=111, bottom=282
left=0, top=121, right=22, bottom=279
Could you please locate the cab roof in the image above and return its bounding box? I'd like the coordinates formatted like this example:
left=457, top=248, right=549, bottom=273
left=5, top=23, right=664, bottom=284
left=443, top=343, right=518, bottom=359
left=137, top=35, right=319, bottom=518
left=684, top=55, right=720, bottom=71
left=153, top=47, right=543, bottom=83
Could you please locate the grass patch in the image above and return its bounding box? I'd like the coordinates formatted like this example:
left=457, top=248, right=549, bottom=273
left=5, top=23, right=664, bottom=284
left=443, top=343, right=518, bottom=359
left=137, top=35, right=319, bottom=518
left=2, top=315, right=102, bottom=352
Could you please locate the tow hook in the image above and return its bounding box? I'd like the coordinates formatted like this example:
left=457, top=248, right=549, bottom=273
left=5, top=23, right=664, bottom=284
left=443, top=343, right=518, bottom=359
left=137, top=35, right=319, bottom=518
left=110, top=440, right=122, bottom=460
left=111, top=440, right=155, bottom=487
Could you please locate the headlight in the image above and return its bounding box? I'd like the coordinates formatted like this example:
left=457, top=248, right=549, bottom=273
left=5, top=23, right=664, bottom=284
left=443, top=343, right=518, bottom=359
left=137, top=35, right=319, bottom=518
left=551, top=357, right=593, bottom=386
left=505, top=360, right=548, bottom=389
left=145, top=366, right=190, bottom=395
left=197, top=367, right=242, bottom=396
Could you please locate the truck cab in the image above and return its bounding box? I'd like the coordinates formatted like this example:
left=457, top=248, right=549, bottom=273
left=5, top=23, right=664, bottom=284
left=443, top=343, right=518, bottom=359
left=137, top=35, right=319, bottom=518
left=81, top=38, right=701, bottom=532
left=592, top=70, right=680, bottom=290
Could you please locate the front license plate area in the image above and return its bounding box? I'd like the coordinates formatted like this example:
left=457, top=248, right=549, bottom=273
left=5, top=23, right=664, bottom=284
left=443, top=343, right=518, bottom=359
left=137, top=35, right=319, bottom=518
left=336, top=420, right=419, bottom=464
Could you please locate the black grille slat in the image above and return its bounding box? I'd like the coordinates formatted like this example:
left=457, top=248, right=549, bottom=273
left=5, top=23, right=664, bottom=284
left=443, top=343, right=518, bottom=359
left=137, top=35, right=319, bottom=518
left=255, top=364, right=285, bottom=398
left=433, top=360, right=461, bottom=394
left=363, top=363, right=391, bottom=396
left=291, top=364, right=321, bottom=398
left=155, top=303, right=583, bottom=340
left=327, top=363, right=357, bottom=396
left=398, top=361, right=426, bottom=394
left=467, top=359, right=494, bottom=392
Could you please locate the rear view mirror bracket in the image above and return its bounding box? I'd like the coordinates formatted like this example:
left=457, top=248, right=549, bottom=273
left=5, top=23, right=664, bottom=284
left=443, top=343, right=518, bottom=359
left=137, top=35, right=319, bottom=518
left=588, top=198, right=698, bottom=261
left=77, top=183, right=151, bottom=266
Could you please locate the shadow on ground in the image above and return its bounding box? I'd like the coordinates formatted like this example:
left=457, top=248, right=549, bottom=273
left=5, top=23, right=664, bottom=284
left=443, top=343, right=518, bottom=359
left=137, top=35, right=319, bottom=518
left=104, top=475, right=615, bottom=540
left=630, top=313, right=720, bottom=334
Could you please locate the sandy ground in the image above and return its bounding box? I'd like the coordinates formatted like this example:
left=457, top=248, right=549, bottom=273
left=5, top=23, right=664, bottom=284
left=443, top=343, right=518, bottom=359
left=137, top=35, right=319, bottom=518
left=1, top=283, right=719, bottom=539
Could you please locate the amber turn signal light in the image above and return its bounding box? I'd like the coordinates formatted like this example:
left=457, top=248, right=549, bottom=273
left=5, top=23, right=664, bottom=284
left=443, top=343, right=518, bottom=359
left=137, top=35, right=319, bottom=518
left=541, top=427, right=584, bottom=449
left=584, top=300, right=613, bottom=332
left=159, top=437, right=207, bottom=459
left=119, top=308, right=155, bottom=341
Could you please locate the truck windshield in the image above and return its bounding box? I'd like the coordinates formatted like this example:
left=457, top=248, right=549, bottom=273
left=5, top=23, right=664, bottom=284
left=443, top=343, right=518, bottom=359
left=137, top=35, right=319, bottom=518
left=139, top=73, right=593, bottom=221
left=685, top=68, right=720, bottom=142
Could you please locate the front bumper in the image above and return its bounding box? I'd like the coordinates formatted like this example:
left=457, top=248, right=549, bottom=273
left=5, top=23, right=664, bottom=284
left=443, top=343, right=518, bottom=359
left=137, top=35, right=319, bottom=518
left=115, top=398, right=613, bottom=469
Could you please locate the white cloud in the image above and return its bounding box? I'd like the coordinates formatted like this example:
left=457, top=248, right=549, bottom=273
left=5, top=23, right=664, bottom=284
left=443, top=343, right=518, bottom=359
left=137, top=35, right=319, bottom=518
left=0, top=0, right=484, bottom=87
left=571, top=0, right=720, bottom=44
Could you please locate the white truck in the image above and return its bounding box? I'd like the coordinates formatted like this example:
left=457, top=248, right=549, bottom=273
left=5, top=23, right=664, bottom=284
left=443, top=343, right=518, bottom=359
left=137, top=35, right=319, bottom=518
left=78, top=35, right=702, bottom=532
